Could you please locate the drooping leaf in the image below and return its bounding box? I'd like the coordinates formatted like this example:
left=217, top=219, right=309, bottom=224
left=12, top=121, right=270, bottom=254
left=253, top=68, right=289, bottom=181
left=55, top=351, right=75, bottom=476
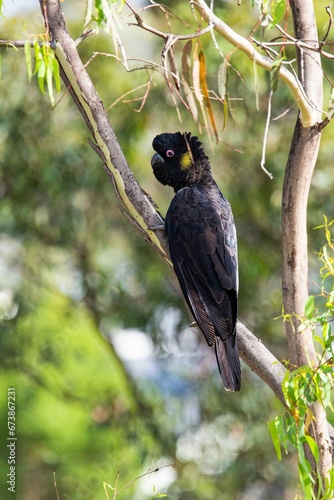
left=198, top=50, right=218, bottom=141
left=181, top=41, right=199, bottom=125
left=38, top=59, right=46, bottom=94
left=218, top=61, right=228, bottom=100
left=46, top=65, right=54, bottom=106
left=269, top=0, right=286, bottom=29
left=33, top=40, right=42, bottom=76
left=192, top=43, right=202, bottom=103
left=270, top=56, right=283, bottom=93
left=52, top=56, right=61, bottom=92
left=268, top=417, right=282, bottom=461
left=168, top=46, right=180, bottom=91
left=304, top=295, right=314, bottom=320
left=24, top=40, right=32, bottom=81
left=218, top=61, right=229, bottom=129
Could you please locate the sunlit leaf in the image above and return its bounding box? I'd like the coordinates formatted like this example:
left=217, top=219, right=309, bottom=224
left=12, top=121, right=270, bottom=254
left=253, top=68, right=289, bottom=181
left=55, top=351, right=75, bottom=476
left=269, top=0, right=286, bottom=29
left=192, top=44, right=202, bottom=103
left=218, top=61, right=228, bottom=101
left=270, top=56, right=283, bottom=93
left=38, top=60, right=46, bottom=94
left=33, top=40, right=42, bottom=76
left=304, top=295, right=314, bottom=320
left=313, top=334, right=325, bottom=350
left=181, top=41, right=199, bottom=124
left=268, top=417, right=282, bottom=461
left=24, top=41, right=32, bottom=81
left=46, top=65, right=54, bottom=106
left=52, top=57, right=61, bottom=92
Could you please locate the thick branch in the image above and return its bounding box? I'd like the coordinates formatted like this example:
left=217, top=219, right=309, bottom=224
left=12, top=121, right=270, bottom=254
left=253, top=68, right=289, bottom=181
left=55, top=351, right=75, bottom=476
left=237, top=322, right=285, bottom=403
left=193, top=0, right=317, bottom=127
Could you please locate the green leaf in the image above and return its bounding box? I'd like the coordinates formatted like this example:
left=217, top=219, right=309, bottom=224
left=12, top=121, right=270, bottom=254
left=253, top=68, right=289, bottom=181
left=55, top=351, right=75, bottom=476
left=33, top=40, right=42, bottom=76
left=269, top=0, right=286, bottom=29
left=304, top=295, right=314, bottom=320
left=297, top=441, right=314, bottom=486
left=46, top=65, right=54, bottom=106
left=313, top=335, right=325, bottom=350
left=270, top=57, right=283, bottom=93
left=304, top=435, right=319, bottom=463
left=38, top=60, right=46, bottom=94
left=24, top=41, right=32, bottom=81
left=52, top=56, right=61, bottom=92
left=269, top=417, right=282, bottom=461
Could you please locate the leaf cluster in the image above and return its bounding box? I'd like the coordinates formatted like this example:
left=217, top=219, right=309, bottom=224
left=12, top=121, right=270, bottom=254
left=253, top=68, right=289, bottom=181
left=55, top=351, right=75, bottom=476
left=24, top=38, right=61, bottom=106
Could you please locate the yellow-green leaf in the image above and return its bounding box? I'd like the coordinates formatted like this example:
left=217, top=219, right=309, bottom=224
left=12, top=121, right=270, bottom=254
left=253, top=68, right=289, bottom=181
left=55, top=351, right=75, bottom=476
left=304, top=295, right=314, bottom=320
left=24, top=40, right=32, bottom=81
left=270, top=57, right=283, bottom=92
left=269, top=418, right=282, bottom=461
left=269, top=0, right=286, bottom=29
left=52, top=57, right=61, bottom=92
left=46, top=65, right=54, bottom=106
left=38, top=60, right=46, bottom=94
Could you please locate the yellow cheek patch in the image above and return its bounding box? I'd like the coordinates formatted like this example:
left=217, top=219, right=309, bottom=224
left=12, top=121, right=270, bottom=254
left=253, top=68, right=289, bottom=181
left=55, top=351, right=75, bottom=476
left=180, top=152, right=192, bottom=170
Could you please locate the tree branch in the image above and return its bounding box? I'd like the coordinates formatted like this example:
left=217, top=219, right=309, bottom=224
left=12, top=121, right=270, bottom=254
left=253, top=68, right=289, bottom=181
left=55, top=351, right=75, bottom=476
left=193, top=0, right=318, bottom=127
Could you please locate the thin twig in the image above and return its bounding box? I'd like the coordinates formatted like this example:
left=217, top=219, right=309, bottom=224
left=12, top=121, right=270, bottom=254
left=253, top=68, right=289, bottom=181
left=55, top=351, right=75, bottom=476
left=320, top=6, right=333, bottom=46
left=75, top=29, right=96, bottom=46
left=53, top=472, right=61, bottom=500
left=260, top=90, right=274, bottom=179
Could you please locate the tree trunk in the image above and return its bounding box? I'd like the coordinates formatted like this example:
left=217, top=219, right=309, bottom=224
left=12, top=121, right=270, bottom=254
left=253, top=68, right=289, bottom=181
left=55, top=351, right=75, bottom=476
left=282, top=0, right=332, bottom=484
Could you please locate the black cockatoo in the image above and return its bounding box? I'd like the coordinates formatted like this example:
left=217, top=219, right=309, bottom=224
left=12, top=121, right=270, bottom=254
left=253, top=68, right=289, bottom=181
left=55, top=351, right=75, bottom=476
left=151, top=132, right=241, bottom=391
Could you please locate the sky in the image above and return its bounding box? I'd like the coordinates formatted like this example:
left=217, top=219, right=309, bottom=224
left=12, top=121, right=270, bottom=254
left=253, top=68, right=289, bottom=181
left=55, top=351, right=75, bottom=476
left=3, top=0, right=36, bottom=17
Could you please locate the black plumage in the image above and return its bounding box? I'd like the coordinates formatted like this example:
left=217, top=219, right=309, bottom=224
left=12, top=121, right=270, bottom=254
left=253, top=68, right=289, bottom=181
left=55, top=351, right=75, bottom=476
left=151, top=131, right=241, bottom=391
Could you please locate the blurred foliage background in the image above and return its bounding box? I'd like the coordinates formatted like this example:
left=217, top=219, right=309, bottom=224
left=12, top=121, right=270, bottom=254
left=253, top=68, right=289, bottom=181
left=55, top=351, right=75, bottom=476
left=0, top=1, right=333, bottom=498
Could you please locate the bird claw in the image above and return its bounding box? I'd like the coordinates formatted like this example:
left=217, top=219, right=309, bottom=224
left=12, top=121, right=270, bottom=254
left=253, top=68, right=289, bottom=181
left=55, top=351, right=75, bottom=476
left=148, top=224, right=165, bottom=231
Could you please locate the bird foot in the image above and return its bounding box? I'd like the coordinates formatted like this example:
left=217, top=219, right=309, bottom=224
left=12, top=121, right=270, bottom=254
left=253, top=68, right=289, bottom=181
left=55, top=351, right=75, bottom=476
left=148, top=224, right=165, bottom=231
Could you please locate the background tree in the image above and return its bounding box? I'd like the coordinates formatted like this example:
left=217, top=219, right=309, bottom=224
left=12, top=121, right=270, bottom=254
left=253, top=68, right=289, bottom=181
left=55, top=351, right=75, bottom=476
left=0, top=0, right=333, bottom=498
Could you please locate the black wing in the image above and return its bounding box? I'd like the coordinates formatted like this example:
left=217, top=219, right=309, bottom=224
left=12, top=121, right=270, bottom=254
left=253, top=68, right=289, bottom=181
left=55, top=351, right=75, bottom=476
left=166, top=184, right=241, bottom=391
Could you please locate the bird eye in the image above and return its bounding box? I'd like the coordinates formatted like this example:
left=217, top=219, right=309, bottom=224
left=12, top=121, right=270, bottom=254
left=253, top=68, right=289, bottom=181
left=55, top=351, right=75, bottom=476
left=166, top=150, right=174, bottom=158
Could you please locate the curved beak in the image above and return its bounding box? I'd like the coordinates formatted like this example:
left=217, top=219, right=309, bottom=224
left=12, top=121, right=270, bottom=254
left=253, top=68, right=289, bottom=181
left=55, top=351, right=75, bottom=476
left=151, top=152, right=164, bottom=168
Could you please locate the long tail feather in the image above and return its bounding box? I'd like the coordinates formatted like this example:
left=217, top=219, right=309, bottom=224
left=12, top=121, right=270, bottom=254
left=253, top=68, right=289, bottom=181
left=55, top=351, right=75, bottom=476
left=215, top=335, right=241, bottom=392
